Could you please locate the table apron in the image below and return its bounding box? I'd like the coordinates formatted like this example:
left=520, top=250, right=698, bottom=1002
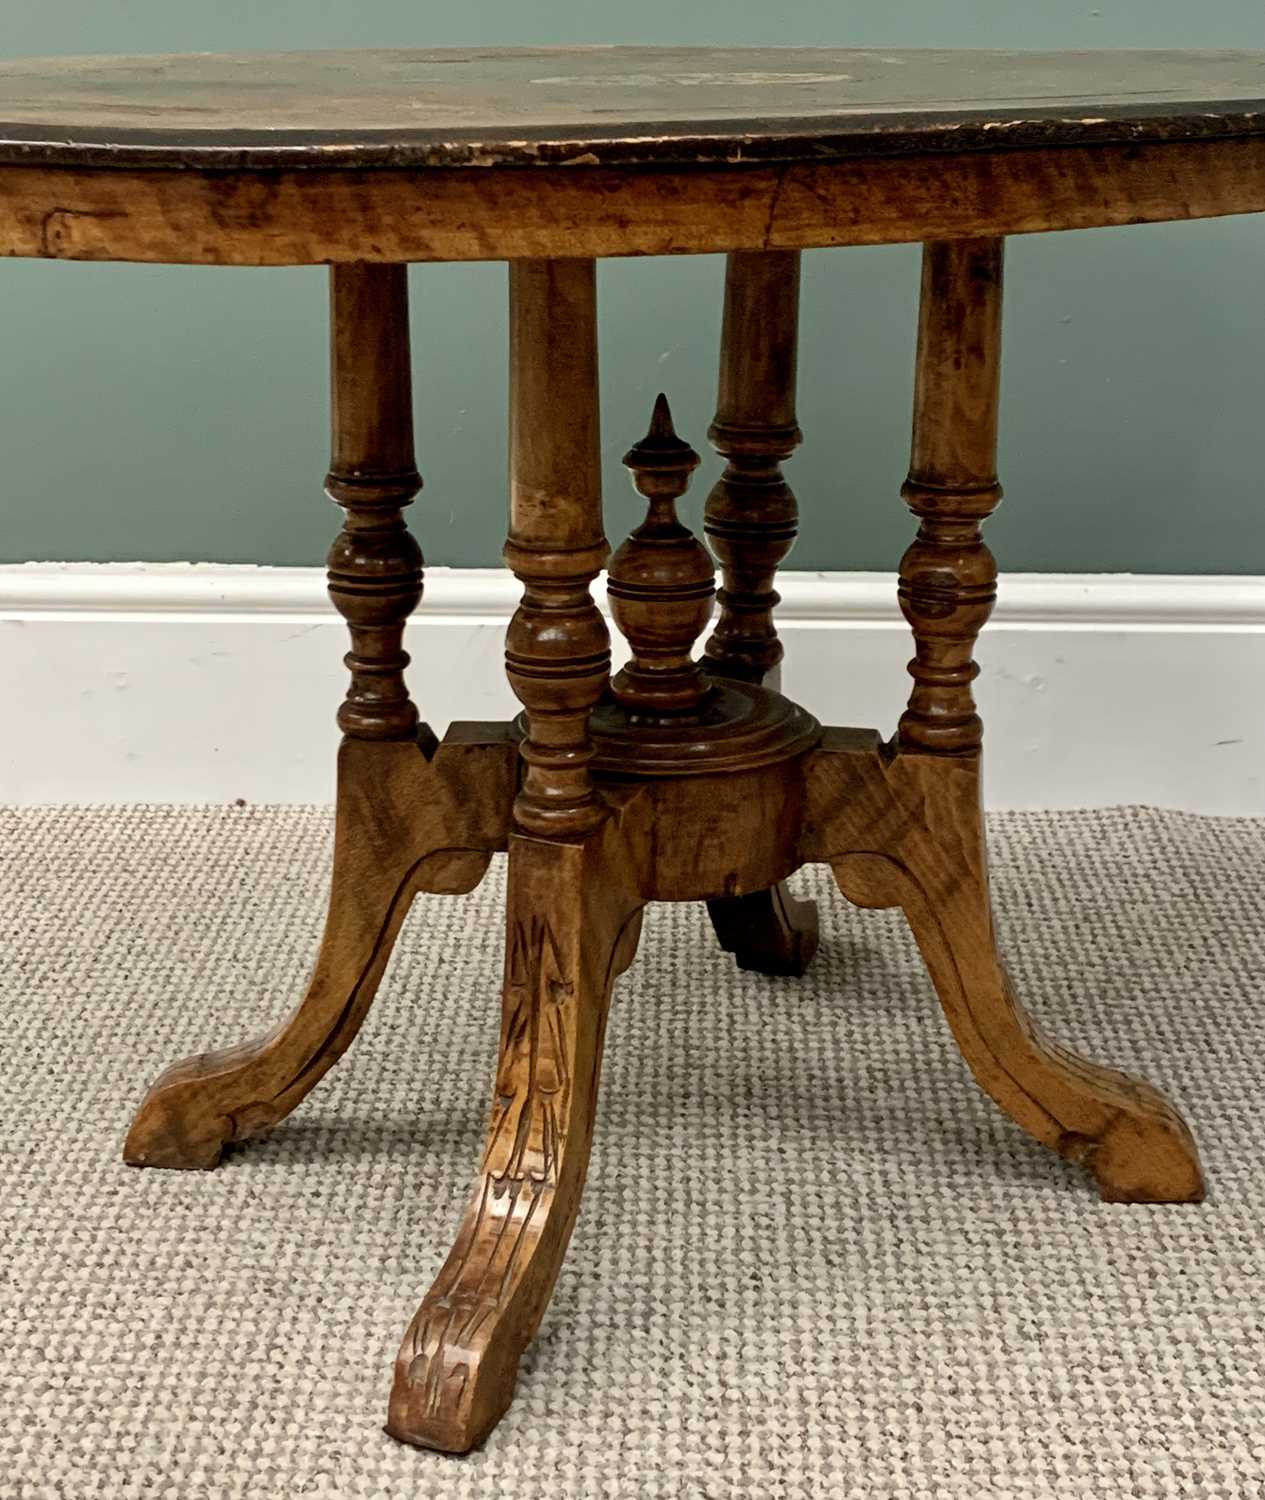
left=1, top=136, right=1264, bottom=266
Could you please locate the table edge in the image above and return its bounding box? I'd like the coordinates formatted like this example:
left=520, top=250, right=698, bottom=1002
left=1, top=101, right=1265, bottom=172
left=1, top=134, right=1263, bottom=266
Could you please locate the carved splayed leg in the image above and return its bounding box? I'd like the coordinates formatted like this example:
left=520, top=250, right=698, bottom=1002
left=804, top=739, right=1204, bottom=1204
left=388, top=818, right=646, bottom=1452
left=125, top=264, right=514, bottom=1170
left=702, top=250, right=818, bottom=976
left=388, top=259, right=648, bottom=1452
left=395, top=905, right=573, bottom=1437
left=804, top=238, right=1202, bottom=1203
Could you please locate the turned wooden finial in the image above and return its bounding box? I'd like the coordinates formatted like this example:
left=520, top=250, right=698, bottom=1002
left=607, top=394, right=715, bottom=718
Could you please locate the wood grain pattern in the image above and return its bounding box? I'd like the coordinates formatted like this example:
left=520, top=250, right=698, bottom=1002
left=126, top=260, right=515, bottom=1170
left=504, top=258, right=610, bottom=838
left=793, top=232, right=1203, bottom=1202
left=124, top=729, right=516, bottom=1169
left=606, top=394, right=712, bottom=718
left=4, top=134, right=1265, bottom=267
left=800, top=733, right=1204, bottom=1204
left=703, top=250, right=818, bottom=977
left=898, top=238, right=1004, bottom=754
left=388, top=804, right=650, bottom=1454
left=87, top=45, right=1219, bottom=1456
left=325, top=263, right=424, bottom=740
left=703, top=250, right=802, bottom=685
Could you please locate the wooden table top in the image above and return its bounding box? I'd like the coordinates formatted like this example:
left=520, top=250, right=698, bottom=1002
left=1, top=46, right=1264, bottom=170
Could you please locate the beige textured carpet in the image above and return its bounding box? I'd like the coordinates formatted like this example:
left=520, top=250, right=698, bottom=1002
left=2, top=805, right=1263, bottom=1499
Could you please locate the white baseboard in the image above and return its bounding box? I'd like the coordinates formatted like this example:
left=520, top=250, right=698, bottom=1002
left=2, top=563, right=1262, bottom=813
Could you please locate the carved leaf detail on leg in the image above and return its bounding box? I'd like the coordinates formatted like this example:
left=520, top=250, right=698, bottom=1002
left=388, top=820, right=647, bottom=1454
left=399, top=914, right=571, bottom=1421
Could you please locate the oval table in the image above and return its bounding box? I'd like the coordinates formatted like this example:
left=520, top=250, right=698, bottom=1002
left=3, top=46, right=1254, bottom=1454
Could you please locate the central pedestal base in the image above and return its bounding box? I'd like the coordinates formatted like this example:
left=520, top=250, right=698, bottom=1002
left=124, top=717, right=1207, bottom=1459
left=586, top=679, right=820, bottom=777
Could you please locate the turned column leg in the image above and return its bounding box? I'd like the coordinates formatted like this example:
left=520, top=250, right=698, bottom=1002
left=897, top=239, right=1004, bottom=756
left=125, top=265, right=514, bottom=1170
left=702, top=251, right=818, bottom=977
left=388, top=260, right=648, bottom=1453
left=807, top=239, right=1203, bottom=1203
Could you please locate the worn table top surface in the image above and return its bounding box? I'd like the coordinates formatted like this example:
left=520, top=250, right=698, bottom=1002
left=1, top=46, right=1264, bottom=170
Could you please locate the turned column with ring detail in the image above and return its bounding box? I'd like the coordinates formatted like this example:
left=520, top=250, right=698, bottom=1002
left=704, top=249, right=803, bottom=686
left=899, top=237, right=1005, bottom=754
left=700, top=250, right=819, bottom=979
left=504, top=258, right=611, bottom=836
left=324, top=262, right=425, bottom=740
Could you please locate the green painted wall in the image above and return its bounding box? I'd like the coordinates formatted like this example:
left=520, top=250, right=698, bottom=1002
left=2, top=3, right=1264, bottom=572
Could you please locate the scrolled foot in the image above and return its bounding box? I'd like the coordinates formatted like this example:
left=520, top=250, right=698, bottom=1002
left=124, top=844, right=485, bottom=1171
left=385, top=1214, right=536, bottom=1454
left=124, top=1041, right=274, bottom=1170
left=1054, top=1055, right=1205, bottom=1204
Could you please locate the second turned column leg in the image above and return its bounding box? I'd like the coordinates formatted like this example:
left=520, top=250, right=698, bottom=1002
left=388, top=259, right=648, bottom=1454
left=810, top=238, right=1203, bottom=1203
left=703, top=250, right=819, bottom=977
left=125, top=264, right=514, bottom=1171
